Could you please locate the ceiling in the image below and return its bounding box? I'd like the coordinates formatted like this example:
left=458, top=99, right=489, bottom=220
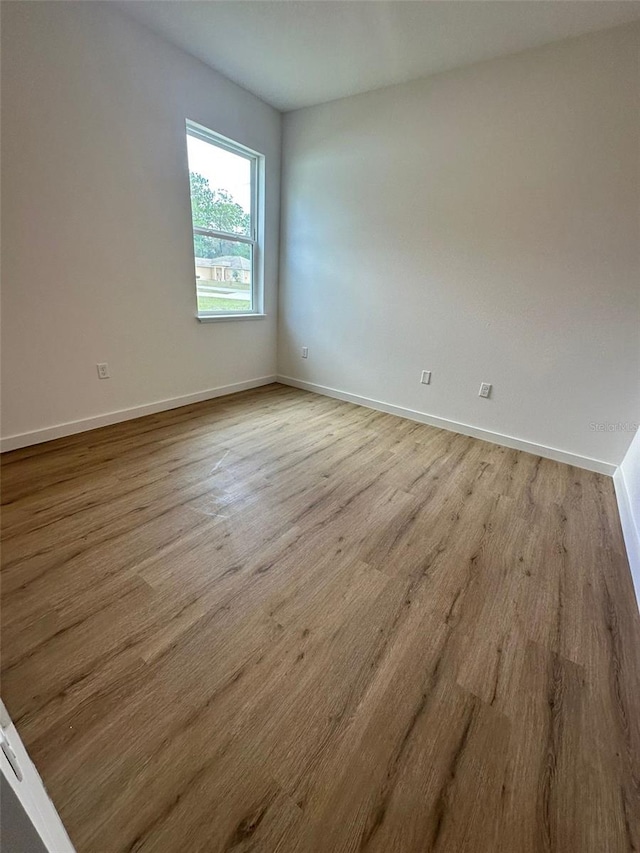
left=117, top=1, right=640, bottom=111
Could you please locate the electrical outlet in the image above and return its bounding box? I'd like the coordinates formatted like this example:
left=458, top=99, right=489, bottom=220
left=301, top=347, right=308, bottom=359
left=420, top=370, right=431, bottom=385
left=97, top=363, right=110, bottom=380
left=478, top=382, right=491, bottom=398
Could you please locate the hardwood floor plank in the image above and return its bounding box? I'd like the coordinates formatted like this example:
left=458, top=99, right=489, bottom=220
left=1, top=384, right=638, bottom=853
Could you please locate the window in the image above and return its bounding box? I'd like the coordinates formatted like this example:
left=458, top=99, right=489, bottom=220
left=186, top=121, right=262, bottom=318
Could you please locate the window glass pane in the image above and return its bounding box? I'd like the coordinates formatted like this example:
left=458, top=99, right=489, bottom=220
left=187, top=134, right=252, bottom=237
left=195, top=235, right=252, bottom=313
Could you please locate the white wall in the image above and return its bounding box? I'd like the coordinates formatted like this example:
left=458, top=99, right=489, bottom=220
left=279, top=23, right=640, bottom=469
left=616, top=426, right=640, bottom=603
left=1, top=2, right=281, bottom=445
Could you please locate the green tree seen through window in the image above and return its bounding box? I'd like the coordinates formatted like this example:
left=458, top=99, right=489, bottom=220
left=189, top=172, right=251, bottom=260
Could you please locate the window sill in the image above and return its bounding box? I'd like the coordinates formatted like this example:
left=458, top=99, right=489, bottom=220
left=197, top=313, right=266, bottom=323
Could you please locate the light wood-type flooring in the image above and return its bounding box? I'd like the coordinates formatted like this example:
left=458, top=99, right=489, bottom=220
left=1, top=384, right=639, bottom=852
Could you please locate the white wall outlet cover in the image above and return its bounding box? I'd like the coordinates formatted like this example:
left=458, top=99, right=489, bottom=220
left=97, top=363, right=110, bottom=379
left=301, top=347, right=308, bottom=358
left=479, top=382, right=492, bottom=398
left=420, top=370, right=431, bottom=385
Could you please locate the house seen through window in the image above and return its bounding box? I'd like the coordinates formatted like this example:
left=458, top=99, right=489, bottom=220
left=186, top=122, right=261, bottom=317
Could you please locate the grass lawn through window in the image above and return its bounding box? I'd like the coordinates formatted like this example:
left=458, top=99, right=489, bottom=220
left=197, top=296, right=251, bottom=312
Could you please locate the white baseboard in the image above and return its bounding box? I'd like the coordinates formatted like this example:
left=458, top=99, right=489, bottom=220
left=277, top=375, right=616, bottom=476
left=613, top=467, right=640, bottom=606
left=2, top=372, right=618, bottom=477
left=1, top=375, right=277, bottom=452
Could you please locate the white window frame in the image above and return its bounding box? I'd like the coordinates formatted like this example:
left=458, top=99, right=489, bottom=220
left=186, top=120, right=264, bottom=320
